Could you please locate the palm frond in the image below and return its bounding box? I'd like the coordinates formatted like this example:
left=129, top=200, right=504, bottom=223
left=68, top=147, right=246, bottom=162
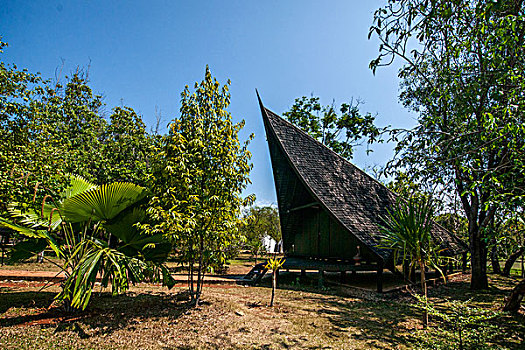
left=61, top=182, right=147, bottom=223
left=62, top=175, right=98, bottom=199
left=8, top=238, right=48, bottom=263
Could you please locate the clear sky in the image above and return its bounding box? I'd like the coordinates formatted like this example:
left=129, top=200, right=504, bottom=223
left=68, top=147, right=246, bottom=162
left=1, top=0, right=415, bottom=206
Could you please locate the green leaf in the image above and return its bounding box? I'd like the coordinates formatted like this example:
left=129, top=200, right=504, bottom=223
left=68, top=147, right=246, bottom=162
left=61, top=182, right=147, bottom=223
left=9, top=238, right=48, bottom=263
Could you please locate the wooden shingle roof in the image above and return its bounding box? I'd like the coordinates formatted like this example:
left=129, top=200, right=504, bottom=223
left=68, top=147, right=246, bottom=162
left=259, top=94, right=467, bottom=261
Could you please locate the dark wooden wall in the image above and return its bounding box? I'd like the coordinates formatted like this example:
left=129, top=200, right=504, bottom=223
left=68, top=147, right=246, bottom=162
left=290, top=208, right=377, bottom=262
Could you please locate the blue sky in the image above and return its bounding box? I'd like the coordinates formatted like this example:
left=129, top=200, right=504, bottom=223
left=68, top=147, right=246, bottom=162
left=1, top=0, right=415, bottom=205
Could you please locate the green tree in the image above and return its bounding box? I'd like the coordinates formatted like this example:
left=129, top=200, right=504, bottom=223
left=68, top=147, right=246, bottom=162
left=0, top=39, right=64, bottom=213
left=147, top=66, right=254, bottom=305
left=32, top=72, right=107, bottom=182
left=101, top=106, right=154, bottom=186
left=490, top=212, right=524, bottom=276
left=1, top=39, right=156, bottom=214
left=370, top=0, right=525, bottom=289
left=283, top=96, right=381, bottom=160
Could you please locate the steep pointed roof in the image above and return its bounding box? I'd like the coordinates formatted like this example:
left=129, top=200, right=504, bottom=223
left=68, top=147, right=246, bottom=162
left=258, top=93, right=466, bottom=261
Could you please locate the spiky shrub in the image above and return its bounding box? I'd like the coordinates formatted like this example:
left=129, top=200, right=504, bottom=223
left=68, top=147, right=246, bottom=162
left=379, top=197, right=443, bottom=327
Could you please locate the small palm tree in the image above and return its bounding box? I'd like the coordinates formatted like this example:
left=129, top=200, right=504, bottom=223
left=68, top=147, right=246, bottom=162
left=265, top=256, right=285, bottom=307
left=379, top=197, right=442, bottom=327
left=0, top=175, right=174, bottom=311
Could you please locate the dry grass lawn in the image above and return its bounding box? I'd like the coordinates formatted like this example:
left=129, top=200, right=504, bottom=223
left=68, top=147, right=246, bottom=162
left=1, top=272, right=524, bottom=349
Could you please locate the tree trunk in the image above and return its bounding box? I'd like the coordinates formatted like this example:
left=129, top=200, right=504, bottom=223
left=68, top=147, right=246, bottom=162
left=521, top=252, right=525, bottom=278
left=270, top=270, right=277, bottom=307
left=195, top=235, right=204, bottom=306
left=490, top=243, right=502, bottom=274
left=188, top=248, right=195, bottom=304
left=457, top=180, right=491, bottom=290
left=470, top=229, right=488, bottom=289
left=503, top=278, right=525, bottom=312
left=1, top=233, right=6, bottom=265
left=420, top=260, right=428, bottom=328
left=63, top=299, right=76, bottom=313
left=502, top=248, right=524, bottom=277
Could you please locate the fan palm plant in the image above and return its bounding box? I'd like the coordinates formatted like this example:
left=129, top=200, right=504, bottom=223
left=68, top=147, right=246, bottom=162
left=0, top=175, right=174, bottom=310
left=379, top=197, right=443, bottom=327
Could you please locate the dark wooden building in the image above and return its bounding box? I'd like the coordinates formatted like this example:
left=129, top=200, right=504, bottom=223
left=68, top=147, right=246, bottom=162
left=258, top=94, right=466, bottom=292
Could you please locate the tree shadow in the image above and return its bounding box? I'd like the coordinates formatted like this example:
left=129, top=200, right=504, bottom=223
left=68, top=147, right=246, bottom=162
left=0, top=290, right=56, bottom=314
left=253, top=272, right=420, bottom=347
left=425, top=275, right=525, bottom=349
left=0, top=290, right=82, bottom=330
left=258, top=270, right=404, bottom=300
left=310, top=295, right=419, bottom=348
left=62, top=291, right=192, bottom=337
left=427, top=274, right=517, bottom=304
left=0, top=289, right=192, bottom=338
left=263, top=272, right=524, bottom=349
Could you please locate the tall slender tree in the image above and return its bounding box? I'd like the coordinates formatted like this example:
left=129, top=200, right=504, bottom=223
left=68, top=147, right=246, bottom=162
left=147, top=66, right=254, bottom=305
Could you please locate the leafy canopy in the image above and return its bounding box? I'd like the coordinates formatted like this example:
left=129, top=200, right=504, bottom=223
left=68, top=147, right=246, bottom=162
left=369, top=0, right=525, bottom=289
left=283, top=96, right=381, bottom=160
left=0, top=39, right=156, bottom=215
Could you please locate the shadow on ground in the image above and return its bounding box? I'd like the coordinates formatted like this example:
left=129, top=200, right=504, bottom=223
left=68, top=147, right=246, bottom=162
left=0, top=289, right=192, bottom=337
left=0, top=290, right=56, bottom=314
left=258, top=272, right=525, bottom=349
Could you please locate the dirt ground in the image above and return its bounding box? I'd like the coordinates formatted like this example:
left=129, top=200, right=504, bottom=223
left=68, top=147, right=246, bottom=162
left=1, top=272, right=524, bottom=350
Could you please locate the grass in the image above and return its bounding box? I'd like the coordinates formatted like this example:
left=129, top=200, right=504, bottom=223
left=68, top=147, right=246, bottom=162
left=0, top=272, right=523, bottom=349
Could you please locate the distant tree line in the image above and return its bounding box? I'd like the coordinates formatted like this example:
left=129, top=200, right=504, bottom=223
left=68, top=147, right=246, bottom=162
left=1, top=39, right=156, bottom=215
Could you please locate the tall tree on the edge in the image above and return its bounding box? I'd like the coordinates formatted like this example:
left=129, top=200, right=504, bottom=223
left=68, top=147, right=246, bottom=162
left=369, top=0, right=525, bottom=289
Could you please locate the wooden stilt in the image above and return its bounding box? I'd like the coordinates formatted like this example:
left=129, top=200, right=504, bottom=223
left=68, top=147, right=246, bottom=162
left=377, top=261, right=384, bottom=293
left=340, top=271, right=346, bottom=283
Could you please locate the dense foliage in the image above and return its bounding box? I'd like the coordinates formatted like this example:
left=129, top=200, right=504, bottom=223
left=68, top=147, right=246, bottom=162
left=370, top=0, right=525, bottom=289
left=0, top=176, right=174, bottom=310
left=0, top=40, right=156, bottom=215
left=240, top=205, right=281, bottom=262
